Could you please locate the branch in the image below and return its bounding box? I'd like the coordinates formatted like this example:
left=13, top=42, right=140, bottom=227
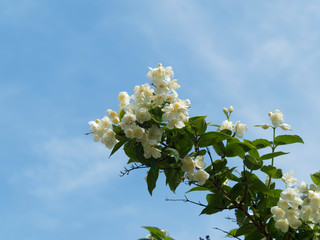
left=165, top=195, right=207, bottom=207
left=206, top=147, right=214, bottom=165
left=212, top=227, right=241, bottom=240
left=119, top=163, right=148, bottom=177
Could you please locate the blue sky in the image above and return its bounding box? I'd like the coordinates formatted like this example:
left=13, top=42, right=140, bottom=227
left=1, top=0, right=320, bottom=239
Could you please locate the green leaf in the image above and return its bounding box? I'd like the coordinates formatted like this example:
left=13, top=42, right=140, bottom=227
left=225, top=142, right=255, bottom=158
left=251, top=138, right=272, bottom=149
left=164, top=168, right=184, bottom=193
left=245, top=231, right=264, bottom=240
left=119, top=108, right=125, bottom=120
left=274, top=134, right=304, bottom=146
left=248, top=178, right=270, bottom=193
left=163, top=148, right=179, bottom=162
left=149, top=107, right=163, bottom=122
left=189, top=116, right=207, bottom=135
left=230, top=183, right=244, bottom=199
left=173, top=131, right=193, bottom=156
left=185, top=186, right=209, bottom=194
left=259, top=151, right=289, bottom=160
left=109, top=139, right=126, bottom=157
left=142, top=226, right=171, bottom=240
left=212, top=141, right=225, bottom=156
left=201, top=192, right=229, bottom=215
left=311, top=171, right=320, bottom=185
left=112, top=124, right=123, bottom=135
left=265, top=189, right=282, bottom=198
left=198, top=131, right=232, bottom=148
left=261, top=165, right=283, bottom=179
left=243, top=155, right=262, bottom=170
left=147, top=168, right=159, bottom=195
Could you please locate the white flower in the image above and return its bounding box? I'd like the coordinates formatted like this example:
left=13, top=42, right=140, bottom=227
left=118, top=91, right=130, bottom=104
left=298, top=181, right=308, bottom=194
left=194, top=155, right=206, bottom=169
left=146, top=125, right=163, bottom=145
left=135, top=108, right=151, bottom=123
left=193, top=169, right=209, bottom=185
left=271, top=206, right=285, bottom=220
left=234, top=121, right=248, bottom=138
left=275, top=218, right=289, bottom=233
left=277, top=198, right=290, bottom=210
left=269, top=109, right=284, bottom=127
left=181, top=156, right=195, bottom=172
left=282, top=170, right=298, bottom=186
left=281, top=188, right=299, bottom=203
left=220, top=120, right=233, bottom=131
left=107, top=109, right=118, bottom=119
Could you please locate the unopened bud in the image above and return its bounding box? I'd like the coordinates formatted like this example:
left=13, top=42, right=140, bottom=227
left=268, top=112, right=273, bottom=117
left=261, top=123, right=269, bottom=130
left=228, top=106, right=234, bottom=113
left=280, top=124, right=291, bottom=131
left=223, top=107, right=228, bottom=114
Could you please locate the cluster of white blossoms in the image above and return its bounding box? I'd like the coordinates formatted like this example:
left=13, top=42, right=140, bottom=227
left=181, top=155, right=209, bottom=185
left=271, top=171, right=320, bottom=233
left=220, top=106, right=248, bottom=138
left=89, top=63, right=190, bottom=159
left=261, top=109, right=291, bottom=130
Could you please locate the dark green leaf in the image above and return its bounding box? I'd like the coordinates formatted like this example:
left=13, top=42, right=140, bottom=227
left=147, top=168, right=159, bottom=195
left=259, top=151, right=288, bottom=160
left=311, top=171, right=320, bottom=185
left=261, top=165, right=283, bottom=179
left=112, top=124, right=123, bottom=135
left=109, top=139, right=126, bottom=157
left=212, top=141, right=225, bottom=156
left=189, top=116, right=207, bottom=135
left=225, top=142, right=255, bottom=158
left=245, top=231, right=264, bottom=240
left=164, top=168, right=184, bottom=193
left=198, top=131, right=232, bottom=148
left=274, top=134, right=304, bottom=146
left=185, top=186, right=209, bottom=194
left=163, top=148, right=179, bottom=162
left=244, top=155, right=263, bottom=170
left=251, top=138, right=272, bottom=149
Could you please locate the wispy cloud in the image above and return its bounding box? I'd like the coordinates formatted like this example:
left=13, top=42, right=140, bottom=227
left=21, top=137, right=122, bottom=199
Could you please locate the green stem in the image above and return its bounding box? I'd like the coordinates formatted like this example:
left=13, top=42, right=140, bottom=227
left=267, top=127, right=276, bottom=187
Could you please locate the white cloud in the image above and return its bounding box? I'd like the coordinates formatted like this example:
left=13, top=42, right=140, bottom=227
left=22, top=137, right=123, bottom=198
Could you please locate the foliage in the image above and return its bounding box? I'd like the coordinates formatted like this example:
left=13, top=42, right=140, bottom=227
left=88, top=64, right=320, bottom=240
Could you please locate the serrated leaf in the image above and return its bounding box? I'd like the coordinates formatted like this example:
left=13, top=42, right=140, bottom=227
left=311, top=171, right=320, bottom=185
left=198, top=131, right=232, bottom=148
left=274, top=134, right=304, bottom=146
left=259, top=151, right=288, bottom=160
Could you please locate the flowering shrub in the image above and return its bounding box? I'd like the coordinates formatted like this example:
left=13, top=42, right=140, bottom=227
left=88, top=64, right=320, bottom=239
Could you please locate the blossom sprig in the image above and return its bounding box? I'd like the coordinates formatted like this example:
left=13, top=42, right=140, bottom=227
left=256, top=109, right=291, bottom=130
left=88, top=63, right=190, bottom=159
left=219, top=106, right=248, bottom=138
left=271, top=171, right=320, bottom=233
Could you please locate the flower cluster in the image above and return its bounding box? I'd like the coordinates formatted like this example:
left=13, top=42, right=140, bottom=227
left=88, top=64, right=190, bottom=159
left=261, top=109, right=291, bottom=130
left=271, top=171, right=320, bottom=233
left=220, top=106, right=248, bottom=138
left=181, top=155, right=209, bottom=185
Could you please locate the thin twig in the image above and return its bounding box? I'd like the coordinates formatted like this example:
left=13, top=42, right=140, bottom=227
left=212, top=227, right=241, bottom=239
left=206, top=147, right=214, bottom=165
left=165, top=195, right=207, bottom=207
left=119, top=163, right=148, bottom=177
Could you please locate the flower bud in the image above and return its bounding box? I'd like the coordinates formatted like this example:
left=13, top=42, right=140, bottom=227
left=223, top=107, right=228, bottom=115
left=261, top=123, right=269, bottom=129
left=280, top=124, right=291, bottom=131
left=228, top=106, right=234, bottom=113
left=268, top=112, right=273, bottom=117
